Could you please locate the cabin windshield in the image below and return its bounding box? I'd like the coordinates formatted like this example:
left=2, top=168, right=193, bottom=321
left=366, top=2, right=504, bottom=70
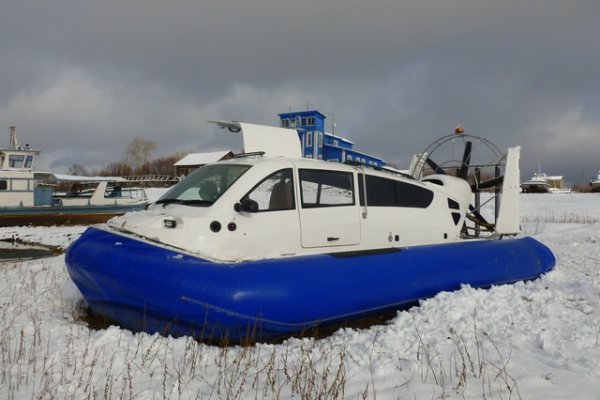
left=24, top=155, right=33, bottom=168
left=156, top=164, right=251, bottom=206
left=9, top=154, right=24, bottom=168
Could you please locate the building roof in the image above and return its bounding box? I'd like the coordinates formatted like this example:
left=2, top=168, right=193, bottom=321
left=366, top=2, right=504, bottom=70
left=324, top=132, right=355, bottom=145
left=174, top=151, right=232, bottom=167
left=278, top=110, right=327, bottom=119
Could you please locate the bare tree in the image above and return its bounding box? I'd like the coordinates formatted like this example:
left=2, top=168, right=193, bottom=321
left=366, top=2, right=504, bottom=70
left=143, top=152, right=187, bottom=176
left=125, top=138, right=157, bottom=173
left=100, top=162, right=133, bottom=177
left=68, top=163, right=90, bottom=176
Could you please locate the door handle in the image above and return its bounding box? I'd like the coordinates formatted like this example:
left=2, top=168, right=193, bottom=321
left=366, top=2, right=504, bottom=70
left=327, top=237, right=339, bottom=242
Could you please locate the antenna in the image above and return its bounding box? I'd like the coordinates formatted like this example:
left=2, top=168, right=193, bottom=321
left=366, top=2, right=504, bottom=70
left=330, top=113, right=336, bottom=135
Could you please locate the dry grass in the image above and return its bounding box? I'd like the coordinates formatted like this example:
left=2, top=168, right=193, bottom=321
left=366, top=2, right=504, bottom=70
left=0, top=262, right=524, bottom=400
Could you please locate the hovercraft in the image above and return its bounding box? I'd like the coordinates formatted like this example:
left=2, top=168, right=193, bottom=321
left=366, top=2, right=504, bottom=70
left=65, top=122, right=555, bottom=342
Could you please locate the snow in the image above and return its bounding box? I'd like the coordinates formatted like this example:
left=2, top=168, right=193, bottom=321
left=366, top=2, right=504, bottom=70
left=144, top=187, right=169, bottom=203
left=1, top=193, right=599, bottom=399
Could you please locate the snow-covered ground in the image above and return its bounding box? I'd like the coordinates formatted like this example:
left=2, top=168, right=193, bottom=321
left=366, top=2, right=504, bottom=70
left=1, top=193, right=599, bottom=399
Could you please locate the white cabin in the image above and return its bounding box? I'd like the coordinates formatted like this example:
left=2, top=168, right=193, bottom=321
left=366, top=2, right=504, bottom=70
left=107, top=122, right=521, bottom=263
left=0, top=127, right=42, bottom=207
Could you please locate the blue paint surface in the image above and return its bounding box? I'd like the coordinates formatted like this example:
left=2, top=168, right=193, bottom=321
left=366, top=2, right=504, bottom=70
left=66, top=227, right=555, bottom=341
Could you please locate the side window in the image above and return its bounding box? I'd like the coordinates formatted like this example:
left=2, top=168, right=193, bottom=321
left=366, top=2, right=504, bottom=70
left=359, top=174, right=434, bottom=208
left=361, top=175, right=396, bottom=206
left=299, top=169, right=354, bottom=208
left=24, top=155, right=33, bottom=168
left=244, top=169, right=295, bottom=211
left=395, top=180, right=434, bottom=208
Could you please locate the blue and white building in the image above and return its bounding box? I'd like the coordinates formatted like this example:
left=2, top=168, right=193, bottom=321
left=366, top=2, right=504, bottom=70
left=278, top=110, right=386, bottom=167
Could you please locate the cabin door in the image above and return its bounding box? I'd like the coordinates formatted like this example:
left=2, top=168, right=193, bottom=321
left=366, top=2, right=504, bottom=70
left=297, top=168, right=361, bottom=248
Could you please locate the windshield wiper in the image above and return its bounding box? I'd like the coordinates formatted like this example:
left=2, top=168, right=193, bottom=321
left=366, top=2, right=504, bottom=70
left=180, top=199, right=214, bottom=206
left=155, top=198, right=185, bottom=207
left=154, top=198, right=214, bottom=207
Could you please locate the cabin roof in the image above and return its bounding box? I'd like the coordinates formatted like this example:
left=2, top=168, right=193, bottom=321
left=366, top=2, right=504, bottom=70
left=174, top=151, right=233, bottom=167
left=213, top=154, right=413, bottom=183
left=52, top=173, right=128, bottom=183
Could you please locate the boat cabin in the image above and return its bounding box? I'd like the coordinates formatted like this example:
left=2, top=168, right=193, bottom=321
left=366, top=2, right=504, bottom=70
left=108, top=122, right=497, bottom=262
left=0, top=127, right=42, bottom=208
left=110, top=156, right=472, bottom=262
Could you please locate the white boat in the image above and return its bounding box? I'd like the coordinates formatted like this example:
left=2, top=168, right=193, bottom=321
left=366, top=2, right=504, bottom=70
left=65, top=121, right=555, bottom=342
left=0, top=127, right=148, bottom=226
left=520, top=172, right=551, bottom=193
left=590, top=169, right=600, bottom=192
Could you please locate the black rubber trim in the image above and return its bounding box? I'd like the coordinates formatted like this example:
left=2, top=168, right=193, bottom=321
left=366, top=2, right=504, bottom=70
left=329, top=247, right=401, bottom=258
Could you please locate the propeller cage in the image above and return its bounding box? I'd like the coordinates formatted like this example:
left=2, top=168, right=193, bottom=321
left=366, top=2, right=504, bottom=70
left=410, top=134, right=511, bottom=238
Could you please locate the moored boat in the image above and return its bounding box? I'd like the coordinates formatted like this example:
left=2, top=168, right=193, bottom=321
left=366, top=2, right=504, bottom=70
left=520, top=172, right=551, bottom=193
left=590, top=169, right=600, bottom=192
left=0, top=127, right=148, bottom=226
left=65, top=122, right=555, bottom=342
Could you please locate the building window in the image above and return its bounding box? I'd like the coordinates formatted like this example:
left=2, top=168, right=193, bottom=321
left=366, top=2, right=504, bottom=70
left=318, top=132, right=323, bottom=147
left=301, top=118, right=307, bottom=126
left=299, top=169, right=354, bottom=208
left=307, top=117, right=315, bottom=125
left=282, top=119, right=290, bottom=128
left=306, top=132, right=313, bottom=147
left=0, top=180, right=7, bottom=190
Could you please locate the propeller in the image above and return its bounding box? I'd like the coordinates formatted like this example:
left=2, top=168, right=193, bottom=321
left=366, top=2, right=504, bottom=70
left=425, top=157, right=445, bottom=174
left=425, top=139, right=504, bottom=235
left=471, top=175, right=504, bottom=191
left=425, top=141, right=473, bottom=178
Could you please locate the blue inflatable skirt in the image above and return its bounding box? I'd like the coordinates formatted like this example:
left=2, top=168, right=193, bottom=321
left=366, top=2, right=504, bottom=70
left=65, top=227, right=555, bottom=342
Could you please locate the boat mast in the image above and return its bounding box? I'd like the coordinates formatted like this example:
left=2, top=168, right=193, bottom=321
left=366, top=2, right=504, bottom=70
left=9, top=125, right=19, bottom=149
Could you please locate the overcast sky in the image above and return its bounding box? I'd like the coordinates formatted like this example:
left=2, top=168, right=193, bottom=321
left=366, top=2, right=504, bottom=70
left=2, top=0, right=599, bottom=184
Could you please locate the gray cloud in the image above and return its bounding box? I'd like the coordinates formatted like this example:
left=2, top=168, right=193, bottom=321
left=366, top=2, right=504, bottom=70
left=1, top=0, right=599, bottom=184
